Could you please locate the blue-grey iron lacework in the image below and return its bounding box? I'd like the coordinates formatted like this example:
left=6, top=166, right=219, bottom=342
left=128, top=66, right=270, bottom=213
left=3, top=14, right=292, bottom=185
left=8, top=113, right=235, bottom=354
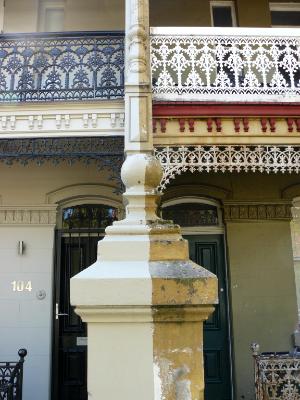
left=0, top=32, right=124, bottom=102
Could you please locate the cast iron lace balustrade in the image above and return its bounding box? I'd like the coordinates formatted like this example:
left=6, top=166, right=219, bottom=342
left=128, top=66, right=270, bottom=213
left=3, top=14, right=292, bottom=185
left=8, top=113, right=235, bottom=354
left=0, top=137, right=124, bottom=192
left=0, top=349, right=27, bottom=400
left=151, top=27, right=300, bottom=102
left=155, top=145, right=300, bottom=190
left=0, top=31, right=124, bottom=102
left=252, top=344, right=300, bottom=400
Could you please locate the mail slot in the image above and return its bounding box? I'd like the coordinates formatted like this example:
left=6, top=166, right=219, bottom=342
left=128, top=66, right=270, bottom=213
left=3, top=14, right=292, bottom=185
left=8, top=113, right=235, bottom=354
left=76, top=337, right=88, bottom=346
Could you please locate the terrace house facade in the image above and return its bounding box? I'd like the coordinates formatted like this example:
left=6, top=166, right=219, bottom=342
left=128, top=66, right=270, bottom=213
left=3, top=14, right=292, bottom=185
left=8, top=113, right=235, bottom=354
left=1, top=1, right=300, bottom=400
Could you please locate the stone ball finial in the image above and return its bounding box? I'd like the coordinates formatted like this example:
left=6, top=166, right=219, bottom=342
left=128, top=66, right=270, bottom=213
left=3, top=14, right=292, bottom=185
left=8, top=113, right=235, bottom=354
left=121, top=153, right=163, bottom=190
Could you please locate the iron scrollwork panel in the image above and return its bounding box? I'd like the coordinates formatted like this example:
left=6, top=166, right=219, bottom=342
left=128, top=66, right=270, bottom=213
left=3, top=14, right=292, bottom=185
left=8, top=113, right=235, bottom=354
left=151, top=33, right=300, bottom=100
left=0, top=137, right=125, bottom=192
left=155, top=145, right=300, bottom=190
left=252, top=346, right=300, bottom=400
left=0, top=32, right=124, bottom=102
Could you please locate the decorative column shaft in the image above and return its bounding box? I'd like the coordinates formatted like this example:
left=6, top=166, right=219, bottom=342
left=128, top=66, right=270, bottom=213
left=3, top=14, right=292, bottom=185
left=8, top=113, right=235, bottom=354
left=71, top=1, right=218, bottom=399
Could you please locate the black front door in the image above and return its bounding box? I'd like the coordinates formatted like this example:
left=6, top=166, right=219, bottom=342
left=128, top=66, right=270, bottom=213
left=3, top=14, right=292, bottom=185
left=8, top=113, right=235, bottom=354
left=53, top=229, right=104, bottom=400
left=52, top=204, right=118, bottom=400
left=185, top=234, right=232, bottom=400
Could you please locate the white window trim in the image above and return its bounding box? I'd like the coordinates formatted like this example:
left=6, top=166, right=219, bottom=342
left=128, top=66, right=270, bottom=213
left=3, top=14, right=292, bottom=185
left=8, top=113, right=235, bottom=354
left=38, top=0, right=65, bottom=32
left=270, top=2, right=300, bottom=27
left=210, top=1, right=237, bottom=27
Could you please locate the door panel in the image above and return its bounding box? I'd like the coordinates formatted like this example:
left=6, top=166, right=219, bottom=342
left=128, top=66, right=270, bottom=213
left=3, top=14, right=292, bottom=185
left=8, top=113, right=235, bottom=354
left=53, top=230, right=103, bottom=400
left=184, top=234, right=232, bottom=400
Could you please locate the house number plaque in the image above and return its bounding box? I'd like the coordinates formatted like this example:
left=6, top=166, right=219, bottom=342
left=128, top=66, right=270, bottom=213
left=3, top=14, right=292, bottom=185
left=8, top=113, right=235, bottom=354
left=11, top=280, right=32, bottom=292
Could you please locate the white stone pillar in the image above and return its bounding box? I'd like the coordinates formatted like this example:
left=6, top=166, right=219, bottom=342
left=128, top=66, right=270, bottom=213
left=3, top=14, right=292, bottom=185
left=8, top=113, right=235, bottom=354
left=70, top=1, right=218, bottom=399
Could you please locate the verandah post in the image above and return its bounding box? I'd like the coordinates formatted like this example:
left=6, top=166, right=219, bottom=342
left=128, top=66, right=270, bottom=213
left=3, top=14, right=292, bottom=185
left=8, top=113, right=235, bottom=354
left=70, top=1, right=218, bottom=398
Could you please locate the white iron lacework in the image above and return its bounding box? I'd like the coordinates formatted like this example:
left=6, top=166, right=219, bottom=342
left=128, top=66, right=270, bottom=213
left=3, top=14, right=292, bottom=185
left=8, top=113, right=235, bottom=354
left=151, top=28, right=300, bottom=102
left=253, top=352, right=300, bottom=400
left=154, top=146, right=300, bottom=190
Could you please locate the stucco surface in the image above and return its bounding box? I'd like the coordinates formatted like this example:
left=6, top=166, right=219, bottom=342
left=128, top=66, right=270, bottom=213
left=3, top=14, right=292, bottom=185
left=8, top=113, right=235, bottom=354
left=0, top=165, right=300, bottom=399
left=0, top=226, right=55, bottom=400
left=226, top=221, right=298, bottom=400
left=4, top=0, right=300, bottom=32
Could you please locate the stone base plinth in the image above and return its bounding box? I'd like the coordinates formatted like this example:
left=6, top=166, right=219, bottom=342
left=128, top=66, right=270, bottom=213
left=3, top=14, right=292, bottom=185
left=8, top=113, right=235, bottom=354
left=71, top=259, right=217, bottom=400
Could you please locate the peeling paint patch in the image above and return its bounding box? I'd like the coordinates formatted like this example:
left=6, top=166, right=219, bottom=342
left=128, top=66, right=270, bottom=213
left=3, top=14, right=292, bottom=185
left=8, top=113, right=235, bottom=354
left=174, top=365, right=192, bottom=400
left=169, top=347, right=193, bottom=355
left=154, top=362, right=163, bottom=400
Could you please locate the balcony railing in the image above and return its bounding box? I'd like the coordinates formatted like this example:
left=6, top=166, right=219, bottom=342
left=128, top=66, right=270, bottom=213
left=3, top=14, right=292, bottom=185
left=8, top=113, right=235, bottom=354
left=252, top=344, right=300, bottom=400
left=0, top=31, right=124, bottom=102
left=151, top=27, right=300, bottom=102
left=1, top=28, right=300, bottom=104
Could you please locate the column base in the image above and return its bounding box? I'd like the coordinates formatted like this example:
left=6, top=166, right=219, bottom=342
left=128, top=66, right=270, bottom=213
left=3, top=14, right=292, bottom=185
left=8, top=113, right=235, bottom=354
left=71, top=258, right=217, bottom=400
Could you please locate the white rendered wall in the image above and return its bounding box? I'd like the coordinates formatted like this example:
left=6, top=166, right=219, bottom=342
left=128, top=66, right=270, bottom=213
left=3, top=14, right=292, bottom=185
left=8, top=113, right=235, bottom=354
left=0, top=225, right=55, bottom=400
left=0, top=163, right=122, bottom=400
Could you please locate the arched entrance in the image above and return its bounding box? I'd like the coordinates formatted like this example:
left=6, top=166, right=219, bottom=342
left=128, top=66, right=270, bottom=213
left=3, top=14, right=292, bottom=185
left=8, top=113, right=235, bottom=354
left=53, top=204, right=119, bottom=400
left=161, top=197, right=233, bottom=400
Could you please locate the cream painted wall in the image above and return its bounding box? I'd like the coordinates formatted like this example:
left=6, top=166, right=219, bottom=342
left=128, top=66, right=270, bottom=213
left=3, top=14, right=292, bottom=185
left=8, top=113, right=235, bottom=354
left=290, top=205, right=300, bottom=317
left=226, top=221, right=298, bottom=400
left=149, top=0, right=211, bottom=27
left=0, top=164, right=299, bottom=399
left=0, top=225, right=55, bottom=400
left=236, top=0, right=271, bottom=27
left=4, top=0, right=300, bottom=32
left=294, top=259, right=300, bottom=315
left=0, top=163, right=120, bottom=205
left=4, top=0, right=38, bottom=32
left=0, top=162, right=121, bottom=400
left=64, top=0, right=124, bottom=31
left=163, top=171, right=300, bottom=399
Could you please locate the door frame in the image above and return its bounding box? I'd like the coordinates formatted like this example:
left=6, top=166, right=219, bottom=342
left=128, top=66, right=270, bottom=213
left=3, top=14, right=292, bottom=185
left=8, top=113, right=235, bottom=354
left=49, top=189, right=124, bottom=400
left=161, top=196, right=234, bottom=399
left=52, top=228, right=107, bottom=400
left=51, top=228, right=62, bottom=400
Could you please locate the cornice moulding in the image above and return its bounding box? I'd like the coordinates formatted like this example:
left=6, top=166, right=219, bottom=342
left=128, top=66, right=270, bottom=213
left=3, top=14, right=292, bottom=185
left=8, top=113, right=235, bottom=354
left=223, top=202, right=292, bottom=221
left=0, top=205, right=58, bottom=225
left=0, top=102, right=125, bottom=138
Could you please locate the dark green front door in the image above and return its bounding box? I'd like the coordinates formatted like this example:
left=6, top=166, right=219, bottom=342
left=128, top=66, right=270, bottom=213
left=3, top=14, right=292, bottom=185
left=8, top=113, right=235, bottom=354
left=184, top=234, right=232, bottom=400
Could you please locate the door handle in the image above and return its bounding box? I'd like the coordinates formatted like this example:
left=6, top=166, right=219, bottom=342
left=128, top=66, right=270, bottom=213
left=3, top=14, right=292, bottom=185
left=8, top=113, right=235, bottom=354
left=56, top=303, right=69, bottom=320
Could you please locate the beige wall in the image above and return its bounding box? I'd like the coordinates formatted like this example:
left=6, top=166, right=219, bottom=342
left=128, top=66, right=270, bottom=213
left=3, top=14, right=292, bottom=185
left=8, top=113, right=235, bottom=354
left=236, top=0, right=271, bottom=27
left=0, top=163, right=299, bottom=399
left=0, top=163, right=120, bottom=205
left=226, top=221, right=297, bottom=399
left=4, top=0, right=300, bottom=32
left=0, top=162, right=121, bottom=400
left=163, top=171, right=300, bottom=399
left=294, top=259, right=300, bottom=315
left=290, top=205, right=300, bottom=315
left=4, top=0, right=38, bottom=32
left=64, top=0, right=124, bottom=31
left=0, top=225, right=55, bottom=400
left=150, top=0, right=211, bottom=27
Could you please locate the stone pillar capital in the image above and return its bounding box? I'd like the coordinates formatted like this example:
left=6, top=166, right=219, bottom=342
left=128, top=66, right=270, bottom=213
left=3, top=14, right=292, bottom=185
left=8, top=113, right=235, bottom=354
left=75, top=305, right=215, bottom=324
